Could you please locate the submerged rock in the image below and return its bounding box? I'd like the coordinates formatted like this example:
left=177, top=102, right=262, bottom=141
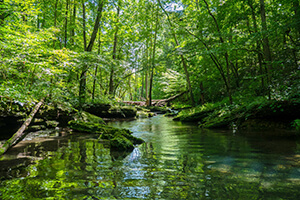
left=68, top=120, right=144, bottom=151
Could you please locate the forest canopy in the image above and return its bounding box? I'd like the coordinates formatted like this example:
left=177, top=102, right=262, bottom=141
left=0, top=0, right=299, bottom=107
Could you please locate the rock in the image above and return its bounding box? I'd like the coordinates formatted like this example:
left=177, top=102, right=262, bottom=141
left=137, top=111, right=155, bottom=118
left=83, top=103, right=111, bottom=114
left=83, top=104, right=137, bottom=119
left=68, top=120, right=144, bottom=151
left=73, top=111, right=105, bottom=124
left=36, top=103, right=76, bottom=127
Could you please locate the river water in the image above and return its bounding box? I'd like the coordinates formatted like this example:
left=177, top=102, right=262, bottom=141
left=1, top=115, right=300, bottom=199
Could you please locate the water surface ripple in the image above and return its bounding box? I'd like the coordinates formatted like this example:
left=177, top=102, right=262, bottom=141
left=0, top=115, right=300, bottom=199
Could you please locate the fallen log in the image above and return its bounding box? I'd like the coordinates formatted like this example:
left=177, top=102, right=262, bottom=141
left=123, top=92, right=187, bottom=107
left=153, top=91, right=187, bottom=107
left=0, top=99, right=44, bottom=156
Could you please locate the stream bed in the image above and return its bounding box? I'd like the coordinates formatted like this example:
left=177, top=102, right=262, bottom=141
left=1, top=115, right=300, bottom=199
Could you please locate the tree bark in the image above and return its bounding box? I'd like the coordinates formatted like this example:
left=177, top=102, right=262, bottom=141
left=70, top=0, right=76, bottom=46
left=79, top=0, right=105, bottom=106
left=200, top=82, right=205, bottom=105
left=64, top=0, right=69, bottom=48
left=82, top=0, right=87, bottom=51
left=248, top=0, right=265, bottom=95
left=0, top=99, right=44, bottom=156
left=109, top=2, right=120, bottom=96
left=145, top=40, right=149, bottom=101
left=260, top=0, right=272, bottom=99
left=153, top=91, right=187, bottom=107
left=92, top=26, right=102, bottom=101
left=148, top=3, right=159, bottom=107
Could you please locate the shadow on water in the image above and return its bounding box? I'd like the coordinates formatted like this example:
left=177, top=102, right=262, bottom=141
left=0, top=115, right=300, bottom=199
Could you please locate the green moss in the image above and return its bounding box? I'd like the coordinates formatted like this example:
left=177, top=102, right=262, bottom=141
left=110, top=135, right=134, bottom=151
left=173, top=104, right=215, bottom=122
left=174, top=98, right=300, bottom=131
left=68, top=120, right=144, bottom=151
left=109, top=106, right=137, bottom=118
left=74, top=111, right=105, bottom=124
left=137, top=111, right=154, bottom=118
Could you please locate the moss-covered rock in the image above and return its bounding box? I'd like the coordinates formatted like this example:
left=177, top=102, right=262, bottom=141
left=83, top=104, right=137, bottom=118
left=137, top=111, right=155, bottom=118
left=68, top=120, right=144, bottom=151
left=74, top=111, right=105, bottom=124
left=83, top=103, right=111, bottom=115
left=106, top=106, right=137, bottom=118
left=36, top=103, right=76, bottom=127
left=148, top=106, right=171, bottom=114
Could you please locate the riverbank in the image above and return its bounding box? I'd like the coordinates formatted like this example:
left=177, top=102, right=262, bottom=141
left=0, top=98, right=145, bottom=156
left=173, top=97, right=300, bottom=134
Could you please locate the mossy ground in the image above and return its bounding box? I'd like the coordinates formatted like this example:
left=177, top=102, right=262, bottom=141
left=174, top=97, right=300, bottom=132
left=68, top=120, right=144, bottom=151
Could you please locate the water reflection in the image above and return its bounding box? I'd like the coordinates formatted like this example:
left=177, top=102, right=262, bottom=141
left=0, top=115, right=300, bottom=199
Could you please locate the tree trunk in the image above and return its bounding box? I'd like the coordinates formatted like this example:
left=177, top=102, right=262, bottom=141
left=141, top=70, right=144, bottom=100
left=92, top=26, right=102, bottom=101
left=248, top=0, right=265, bottom=95
left=0, top=99, right=44, bottom=156
left=260, top=0, right=272, bottom=99
left=70, top=0, right=76, bottom=46
left=153, top=91, right=187, bottom=107
left=53, top=0, right=58, bottom=48
left=109, top=3, right=120, bottom=96
left=200, top=82, right=205, bottom=105
left=145, top=40, right=149, bottom=101
left=82, top=0, right=87, bottom=51
left=148, top=3, right=159, bottom=107
left=79, top=0, right=105, bottom=106
left=64, top=0, right=69, bottom=48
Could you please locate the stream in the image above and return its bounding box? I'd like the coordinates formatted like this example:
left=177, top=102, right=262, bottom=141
left=1, top=115, right=300, bottom=199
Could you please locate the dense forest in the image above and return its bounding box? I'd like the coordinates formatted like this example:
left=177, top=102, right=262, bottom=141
left=0, top=0, right=299, bottom=126
left=1, top=1, right=300, bottom=198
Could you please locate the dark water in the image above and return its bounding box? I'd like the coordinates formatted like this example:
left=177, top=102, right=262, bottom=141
left=1, top=115, right=300, bottom=199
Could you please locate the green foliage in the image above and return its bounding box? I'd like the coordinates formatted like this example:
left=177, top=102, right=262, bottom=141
left=0, top=0, right=299, bottom=118
left=292, top=119, right=300, bottom=131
